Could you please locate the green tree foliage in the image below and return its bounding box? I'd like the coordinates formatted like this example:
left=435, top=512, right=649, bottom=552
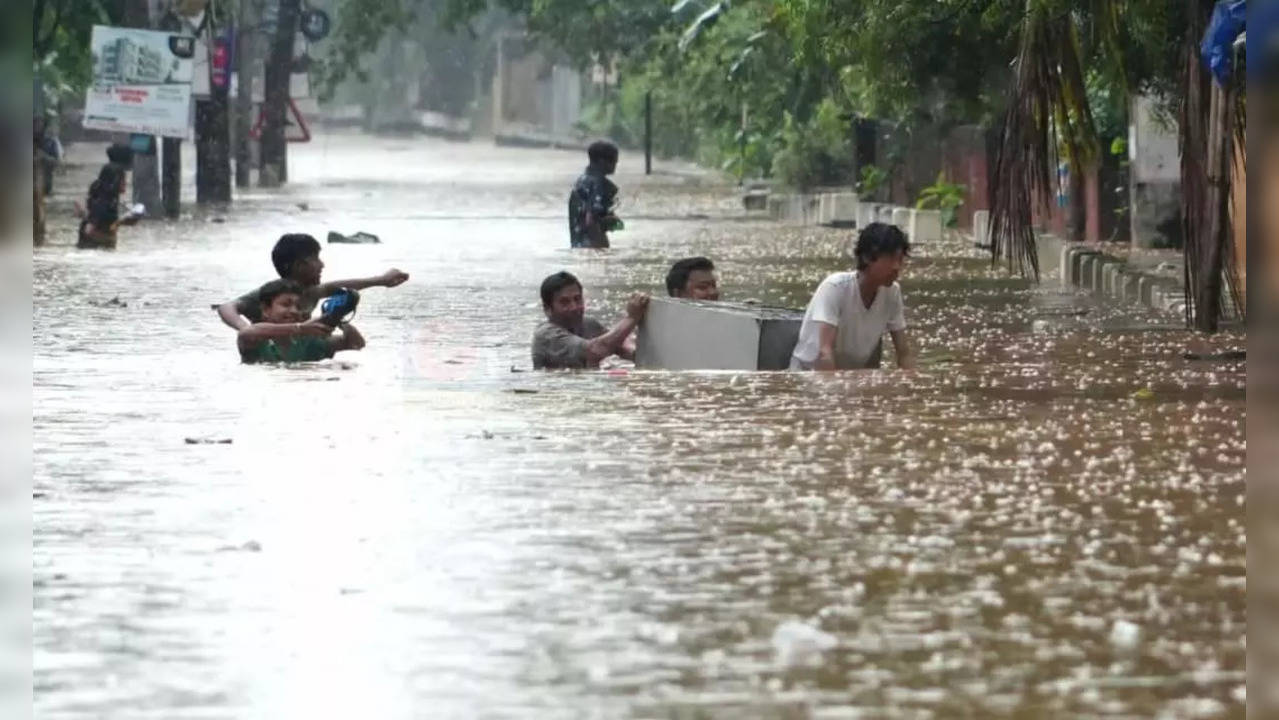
left=34, top=0, right=120, bottom=112
left=776, top=0, right=1022, bottom=126
left=311, top=0, right=416, bottom=98
left=319, top=0, right=1195, bottom=197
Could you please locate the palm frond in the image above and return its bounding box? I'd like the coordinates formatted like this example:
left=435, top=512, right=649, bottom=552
left=989, top=1, right=1101, bottom=279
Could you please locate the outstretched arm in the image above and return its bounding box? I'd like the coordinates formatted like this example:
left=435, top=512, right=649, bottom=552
left=315, top=268, right=409, bottom=296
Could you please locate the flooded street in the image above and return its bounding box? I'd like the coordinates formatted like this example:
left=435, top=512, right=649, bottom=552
left=34, top=134, right=1245, bottom=718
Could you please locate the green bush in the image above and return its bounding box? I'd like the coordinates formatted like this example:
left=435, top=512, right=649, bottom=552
left=770, top=98, right=854, bottom=190
left=856, top=165, right=888, bottom=200
left=914, top=172, right=966, bottom=227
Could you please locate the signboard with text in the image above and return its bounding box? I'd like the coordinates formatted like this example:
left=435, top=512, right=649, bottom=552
left=83, top=25, right=195, bottom=139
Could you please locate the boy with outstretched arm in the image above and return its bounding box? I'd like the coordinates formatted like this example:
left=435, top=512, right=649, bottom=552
left=215, top=233, right=408, bottom=331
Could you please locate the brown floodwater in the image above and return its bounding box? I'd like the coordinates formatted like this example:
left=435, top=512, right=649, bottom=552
left=34, top=134, right=1245, bottom=719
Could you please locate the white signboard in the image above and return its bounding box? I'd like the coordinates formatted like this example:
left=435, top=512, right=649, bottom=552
left=83, top=25, right=195, bottom=138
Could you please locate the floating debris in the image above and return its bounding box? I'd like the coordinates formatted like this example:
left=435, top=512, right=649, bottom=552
left=771, top=619, right=837, bottom=668
left=327, top=231, right=381, bottom=244
left=1182, top=349, right=1245, bottom=361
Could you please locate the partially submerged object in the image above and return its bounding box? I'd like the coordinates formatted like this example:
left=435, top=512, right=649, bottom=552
left=635, top=297, right=803, bottom=370
left=327, top=231, right=381, bottom=244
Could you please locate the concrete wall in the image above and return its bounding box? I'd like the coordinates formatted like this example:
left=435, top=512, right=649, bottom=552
left=1036, top=233, right=1186, bottom=316
left=874, top=122, right=991, bottom=231
left=939, top=125, right=991, bottom=231
left=492, top=34, right=582, bottom=145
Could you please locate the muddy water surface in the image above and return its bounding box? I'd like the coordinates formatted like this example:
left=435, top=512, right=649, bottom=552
left=34, top=134, right=1245, bottom=719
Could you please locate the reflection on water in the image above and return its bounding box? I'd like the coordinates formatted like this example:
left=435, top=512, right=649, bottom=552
left=35, top=134, right=1244, bottom=718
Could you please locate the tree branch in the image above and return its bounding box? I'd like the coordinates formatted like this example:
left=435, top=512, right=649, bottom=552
left=35, top=0, right=70, bottom=61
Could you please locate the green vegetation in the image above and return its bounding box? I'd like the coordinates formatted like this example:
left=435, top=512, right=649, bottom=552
left=34, top=0, right=120, bottom=115
left=914, top=173, right=966, bottom=228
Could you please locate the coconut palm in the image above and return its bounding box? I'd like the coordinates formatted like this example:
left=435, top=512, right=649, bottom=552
left=990, top=0, right=1245, bottom=331
left=989, top=1, right=1102, bottom=280
left=1180, top=0, right=1246, bottom=331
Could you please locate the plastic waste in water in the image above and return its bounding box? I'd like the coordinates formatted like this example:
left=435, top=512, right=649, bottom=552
left=771, top=619, right=837, bottom=668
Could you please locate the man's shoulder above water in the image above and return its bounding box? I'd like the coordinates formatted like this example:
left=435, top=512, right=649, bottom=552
left=531, top=316, right=608, bottom=370
left=533, top=316, right=606, bottom=340
left=574, top=167, right=617, bottom=192
left=819, top=270, right=858, bottom=288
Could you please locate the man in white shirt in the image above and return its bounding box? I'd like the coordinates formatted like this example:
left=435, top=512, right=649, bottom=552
left=790, top=222, right=916, bottom=370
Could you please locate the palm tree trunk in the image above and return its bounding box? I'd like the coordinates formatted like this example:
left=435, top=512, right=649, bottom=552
left=1180, top=0, right=1243, bottom=331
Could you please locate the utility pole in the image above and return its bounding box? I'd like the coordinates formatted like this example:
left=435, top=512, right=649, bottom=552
left=156, top=9, right=186, bottom=218
left=491, top=33, right=505, bottom=137
left=644, top=90, right=652, bottom=175
left=260, top=0, right=301, bottom=187
left=234, top=0, right=259, bottom=188
left=123, top=0, right=161, bottom=214
left=196, top=13, right=232, bottom=203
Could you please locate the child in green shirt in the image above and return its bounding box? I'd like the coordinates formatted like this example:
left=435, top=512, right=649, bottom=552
left=238, top=279, right=364, bottom=364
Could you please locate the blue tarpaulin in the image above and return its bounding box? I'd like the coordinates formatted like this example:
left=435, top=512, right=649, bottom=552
left=1201, top=0, right=1247, bottom=84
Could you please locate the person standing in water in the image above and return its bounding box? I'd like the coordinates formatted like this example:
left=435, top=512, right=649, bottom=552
left=214, top=233, right=409, bottom=331
left=568, top=141, right=621, bottom=249
left=790, top=223, right=916, bottom=370
left=77, top=164, right=140, bottom=249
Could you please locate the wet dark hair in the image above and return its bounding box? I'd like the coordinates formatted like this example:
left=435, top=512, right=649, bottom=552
left=87, top=163, right=126, bottom=203
left=587, top=140, right=618, bottom=166
left=854, top=222, right=910, bottom=271
left=666, top=256, right=715, bottom=296
left=106, top=144, right=134, bottom=168
left=540, top=271, right=582, bottom=307
left=271, top=233, right=322, bottom=278
left=257, top=279, right=305, bottom=309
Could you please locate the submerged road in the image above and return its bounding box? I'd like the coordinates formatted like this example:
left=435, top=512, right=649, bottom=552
left=35, top=133, right=1245, bottom=718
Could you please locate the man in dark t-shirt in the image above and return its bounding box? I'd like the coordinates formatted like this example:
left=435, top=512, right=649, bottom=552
left=532, top=271, right=648, bottom=370
left=567, top=141, right=621, bottom=249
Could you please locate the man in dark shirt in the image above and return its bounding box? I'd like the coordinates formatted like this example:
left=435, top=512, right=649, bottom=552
left=531, top=270, right=649, bottom=370
left=567, top=141, right=621, bottom=249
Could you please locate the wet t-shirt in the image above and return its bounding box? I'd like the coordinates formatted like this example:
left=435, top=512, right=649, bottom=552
left=531, top=316, right=608, bottom=369
left=233, top=284, right=322, bottom=323
left=240, top=335, right=334, bottom=364
left=790, top=271, right=906, bottom=369
left=567, top=166, right=617, bottom=248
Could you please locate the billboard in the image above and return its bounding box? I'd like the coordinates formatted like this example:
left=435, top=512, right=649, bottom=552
left=83, top=25, right=195, bottom=139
